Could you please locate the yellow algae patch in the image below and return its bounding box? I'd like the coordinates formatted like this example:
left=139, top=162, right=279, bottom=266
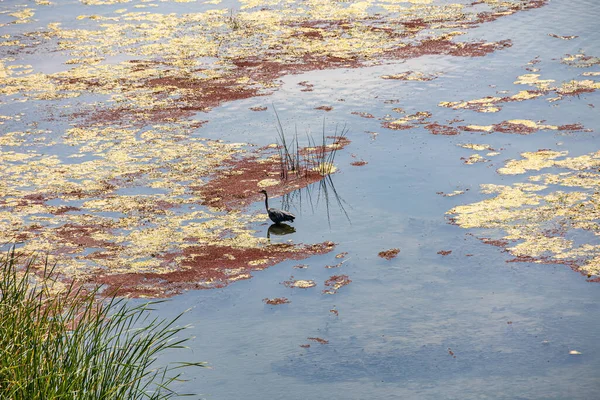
left=548, top=33, right=578, bottom=40
left=440, top=190, right=466, bottom=197
left=293, top=280, right=316, bottom=289
left=557, top=79, right=600, bottom=95
left=561, top=52, right=600, bottom=68
left=458, top=143, right=491, bottom=151
left=555, top=153, right=600, bottom=170
left=381, top=71, right=437, bottom=81
left=498, top=150, right=566, bottom=175
left=322, top=274, right=351, bottom=294
left=248, top=259, right=268, bottom=266
left=0, top=62, right=10, bottom=79
left=283, top=278, right=317, bottom=289
left=510, top=90, right=543, bottom=100
left=383, top=111, right=432, bottom=129
left=258, top=178, right=281, bottom=188
left=463, top=125, right=494, bottom=132
left=314, top=162, right=337, bottom=175
left=514, top=73, right=555, bottom=90
left=499, top=150, right=600, bottom=175
left=449, top=184, right=544, bottom=229
left=509, top=235, right=573, bottom=258
left=463, top=154, right=488, bottom=165
left=9, top=9, right=35, bottom=24
left=505, top=119, right=537, bottom=129
left=448, top=151, right=600, bottom=278
left=505, top=119, right=558, bottom=130
left=439, top=97, right=502, bottom=113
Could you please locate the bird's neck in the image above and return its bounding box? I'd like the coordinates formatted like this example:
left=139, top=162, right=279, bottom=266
left=263, top=193, right=269, bottom=210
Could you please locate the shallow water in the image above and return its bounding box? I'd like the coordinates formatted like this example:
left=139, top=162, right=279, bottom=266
left=1, top=0, right=599, bottom=398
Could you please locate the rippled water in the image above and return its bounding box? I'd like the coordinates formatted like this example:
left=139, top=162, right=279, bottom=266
left=2, top=0, right=600, bottom=398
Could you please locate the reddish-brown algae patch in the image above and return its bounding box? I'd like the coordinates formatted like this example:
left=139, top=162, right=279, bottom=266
left=263, top=297, right=291, bottom=305
left=378, top=248, right=400, bottom=260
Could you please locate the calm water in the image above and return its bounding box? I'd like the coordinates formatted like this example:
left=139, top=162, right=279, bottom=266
left=2, top=0, right=600, bottom=398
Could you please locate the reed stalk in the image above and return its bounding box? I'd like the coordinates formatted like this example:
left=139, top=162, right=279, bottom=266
left=273, top=109, right=348, bottom=180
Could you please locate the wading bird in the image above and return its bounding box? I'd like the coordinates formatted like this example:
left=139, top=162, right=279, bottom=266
left=259, top=189, right=295, bottom=224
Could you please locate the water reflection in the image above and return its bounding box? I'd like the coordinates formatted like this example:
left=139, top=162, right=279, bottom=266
left=267, top=223, right=296, bottom=239
left=282, top=174, right=351, bottom=228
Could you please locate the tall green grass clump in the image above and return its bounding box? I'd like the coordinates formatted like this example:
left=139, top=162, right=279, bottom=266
left=0, top=249, right=204, bottom=400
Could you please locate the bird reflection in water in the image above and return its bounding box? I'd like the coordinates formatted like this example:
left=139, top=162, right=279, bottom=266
left=267, top=223, right=296, bottom=239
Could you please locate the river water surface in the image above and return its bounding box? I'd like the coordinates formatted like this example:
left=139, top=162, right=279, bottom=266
left=1, top=0, right=599, bottom=399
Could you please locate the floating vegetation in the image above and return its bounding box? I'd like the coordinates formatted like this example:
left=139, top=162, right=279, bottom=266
left=458, top=143, right=493, bottom=151
left=250, top=106, right=268, bottom=112
left=325, top=262, right=343, bottom=269
left=439, top=52, right=600, bottom=117
left=263, top=297, right=290, bottom=305
left=548, top=33, right=578, bottom=40
left=282, top=277, right=317, bottom=289
left=315, top=105, right=333, bottom=112
left=439, top=90, right=548, bottom=113
left=424, top=122, right=460, bottom=136
left=381, top=71, right=438, bottom=81
left=447, top=150, right=600, bottom=278
left=457, top=144, right=500, bottom=164
left=382, top=111, right=432, bottom=131
left=459, top=120, right=588, bottom=135
left=378, top=248, right=400, bottom=260
left=351, top=111, right=375, bottom=119
left=325, top=255, right=351, bottom=269
left=307, top=337, right=329, bottom=344
left=0, top=0, right=554, bottom=295
left=462, top=154, right=489, bottom=165
left=437, top=189, right=468, bottom=197
left=561, top=52, right=600, bottom=68
left=0, top=0, right=546, bottom=123
left=322, top=274, right=352, bottom=295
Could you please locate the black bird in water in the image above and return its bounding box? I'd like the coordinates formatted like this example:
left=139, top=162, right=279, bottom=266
left=259, top=189, right=295, bottom=224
